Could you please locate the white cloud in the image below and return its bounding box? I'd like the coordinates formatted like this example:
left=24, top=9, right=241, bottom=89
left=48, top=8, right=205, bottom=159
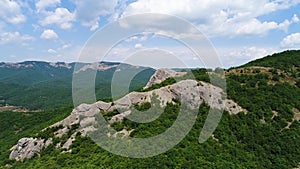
left=124, top=0, right=298, bottom=21
left=40, top=8, right=75, bottom=29
left=105, top=45, right=207, bottom=68
left=56, top=43, right=72, bottom=51
left=209, top=18, right=291, bottom=37
left=0, top=0, right=26, bottom=24
left=125, top=34, right=149, bottom=42
left=134, top=43, right=143, bottom=49
left=280, top=33, right=300, bottom=48
left=292, top=14, right=299, bottom=23
left=40, top=29, right=59, bottom=40
left=219, top=46, right=279, bottom=67
left=122, top=0, right=300, bottom=37
left=0, top=32, right=34, bottom=45
left=74, top=0, right=119, bottom=30
left=117, top=14, right=207, bottom=41
left=61, top=44, right=71, bottom=50
left=108, top=0, right=128, bottom=22
left=35, top=0, right=61, bottom=13
left=47, top=49, right=57, bottom=54
left=125, top=36, right=139, bottom=42
left=55, top=45, right=82, bottom=62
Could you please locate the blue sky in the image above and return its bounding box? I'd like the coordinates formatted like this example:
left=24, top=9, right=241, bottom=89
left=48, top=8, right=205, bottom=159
left=0, top=0, right=300, bottom=68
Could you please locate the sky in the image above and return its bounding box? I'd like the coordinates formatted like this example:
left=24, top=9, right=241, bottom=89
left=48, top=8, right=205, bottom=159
left=0, top=0, right=300, bottom=68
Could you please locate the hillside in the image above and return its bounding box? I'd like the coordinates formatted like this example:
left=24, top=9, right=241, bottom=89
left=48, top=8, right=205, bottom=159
left=240, top=50, right=300, bottom=75
left=228, top=50, right=300, bottom=88
left=1, top=50, right=300, bottom=168
left=0, top=62, right=155, bottom=110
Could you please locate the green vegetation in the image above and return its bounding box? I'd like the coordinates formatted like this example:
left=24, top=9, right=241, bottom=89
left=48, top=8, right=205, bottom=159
left=0, top=62, right=154, bottom=110
left=133, top=102, right=151, bottom=111
left=181, top=68, right=210, bottom=82
left=1, top=51, right=300, bottom=168
left=126, top=102, right=180, bottom=138
left=0, top=106, right=72, bottom=166
left=242, top=50, right=300, bottom=75
left=6, top=75, right=300, bottom=168
left=141, top=77, right=176, bottom=92
left=8, top=103, right=300, bottom=168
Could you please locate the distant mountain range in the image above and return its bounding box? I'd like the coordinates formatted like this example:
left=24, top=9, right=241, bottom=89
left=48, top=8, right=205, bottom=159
left=0, top=61, right=155, bottom=109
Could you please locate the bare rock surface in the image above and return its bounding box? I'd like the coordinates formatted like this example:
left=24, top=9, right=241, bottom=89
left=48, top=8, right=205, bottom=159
left=144, top=68, right=177, bottom=89
left=111, top=129, right=134, bottom=138
left=62, top=133, right=77, bottom=149
left=9, top=138, right=52, bottom=161
left=9, top=69, right=246, bottom=161
left=74, top=63, right=118, bottom=74
left=109, top=110, right=131, bottom=124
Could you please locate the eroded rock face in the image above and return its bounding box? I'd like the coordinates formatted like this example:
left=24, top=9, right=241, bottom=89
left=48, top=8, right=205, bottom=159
left=50, top=79, right=245, bottom=142
left=74, top=63, right=118, bottom=74
left=9, top=76, right=246, bottom=161
left=225, top=100, right=247, bottom=115
left=109, top=110, right=131, bottom=124
left=9, top=138, right=52, bottom=161
left=144, top=68, right=177, bottom=89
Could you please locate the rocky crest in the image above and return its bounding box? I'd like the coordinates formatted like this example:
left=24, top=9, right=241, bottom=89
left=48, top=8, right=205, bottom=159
left=9, top=138, right=52, bottom=161
left=74, top=63, right=119, bottom=74
left=9, top=69, right=246, bottom=161
left=144, top=68, right=177, bottom=89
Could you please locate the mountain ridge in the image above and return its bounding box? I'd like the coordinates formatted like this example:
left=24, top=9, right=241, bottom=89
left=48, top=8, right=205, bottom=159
left=1, top=50, right=300, bottom=168
left=0, top=61, right=155, bottom=110
left=9, top=69, right=245, bottom=161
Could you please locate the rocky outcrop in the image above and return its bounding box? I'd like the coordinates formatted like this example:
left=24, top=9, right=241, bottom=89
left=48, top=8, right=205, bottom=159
left=225, top=100, right=247, bottom=115
left=110, top=129, right=134, bottom=138
left=9, top=138, right=52, bottom=161
left=74, top=63, right=118, bottom=74
left=115, top=79, right=245, bottom=113
left=144, top=68, right=177, bottom=89
left=9, top=71, right=246, bottom=161
left=109, top=110, right=131, bottom=124
left=62, top=133, right=77, bottom=149
left=49, top=62, right=72, bottom=69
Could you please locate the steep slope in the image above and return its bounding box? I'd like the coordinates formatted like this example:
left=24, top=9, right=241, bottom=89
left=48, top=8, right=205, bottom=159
left=240, top=50, right=300, bottom=74
left=227, top=50, right=300, bottom=87
left=2, top=50, right=300, bottom=168
left=8, top=68, right=245, bottom=162
left=0, top=107, right=72, bottom=167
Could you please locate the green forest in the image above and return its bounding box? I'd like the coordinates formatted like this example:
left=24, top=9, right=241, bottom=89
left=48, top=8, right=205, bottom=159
left=1, top=50, right=300, bottom=168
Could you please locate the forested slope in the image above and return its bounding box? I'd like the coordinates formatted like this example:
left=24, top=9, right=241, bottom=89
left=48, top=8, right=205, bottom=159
left=1, top=50, right=300, bottom=168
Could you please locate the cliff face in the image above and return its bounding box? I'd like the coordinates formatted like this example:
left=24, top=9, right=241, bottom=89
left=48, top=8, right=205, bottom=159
left=9, top=69, right=246, bottom=161
left=9, top=138, right=52, bottom=161
left=144, top=68, right=177, bottom=89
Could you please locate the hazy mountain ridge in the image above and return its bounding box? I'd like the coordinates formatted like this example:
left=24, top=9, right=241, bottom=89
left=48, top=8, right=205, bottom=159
left=0, top=61, right=155, bottom=110
left=0, top=61, right=122, bottom=85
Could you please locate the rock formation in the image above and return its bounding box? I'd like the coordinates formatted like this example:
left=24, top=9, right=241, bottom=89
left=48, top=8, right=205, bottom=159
left=144, top=68, right=177, bottom=89
left=9, top=138, right=52, bottom=161
left=9, top=69, right=246, bottom=161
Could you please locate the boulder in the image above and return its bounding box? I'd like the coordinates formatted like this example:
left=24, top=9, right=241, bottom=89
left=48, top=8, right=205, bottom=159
left=109, top=110, right=131, bottom=124
left=9, top=138, right=51, bottom=161
left=62, top=133, right=77, bottom=149
left=144, top=68, right=177, bottom=89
